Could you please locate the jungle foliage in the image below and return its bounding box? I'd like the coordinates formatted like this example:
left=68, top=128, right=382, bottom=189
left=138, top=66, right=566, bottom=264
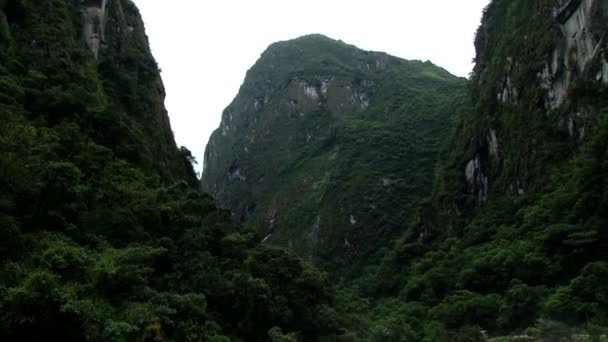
left=2, top=0, right=608, bottom=340
left=0, top=0, right=348, bottom=340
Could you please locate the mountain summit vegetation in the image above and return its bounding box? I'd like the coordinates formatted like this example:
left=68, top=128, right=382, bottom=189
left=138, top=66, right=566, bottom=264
left=203, top=0, right=608, bottom=340
left=201, top=34, right=467, bottom=277
left=0, top=1, right=348, bottom=340
left=2, top=0, right=608, bottom=341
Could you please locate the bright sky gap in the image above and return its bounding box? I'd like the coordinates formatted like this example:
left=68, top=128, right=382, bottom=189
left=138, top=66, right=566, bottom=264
left=133, top=0, right=490, bottom=174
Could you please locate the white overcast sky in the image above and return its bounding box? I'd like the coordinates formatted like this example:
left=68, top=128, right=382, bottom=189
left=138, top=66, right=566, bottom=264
left=132, top=0, right=490, bottom=174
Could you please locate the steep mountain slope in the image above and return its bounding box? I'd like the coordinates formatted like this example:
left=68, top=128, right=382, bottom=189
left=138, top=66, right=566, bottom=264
left=359, top=0, right=608, bottom=339
left=0, top=1, right=347, bottom=340
left=202, top=35, right=466, bottom=275
left=4, top=0, right=607, bottom=340
left=1, top=0, right=194, bottom=183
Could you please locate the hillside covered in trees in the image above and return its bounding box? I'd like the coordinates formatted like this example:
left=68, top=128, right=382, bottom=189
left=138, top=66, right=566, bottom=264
left=202, top=34, right=466, bottom=277
left=204, top=0, right=608, bottom=340
left=0, top=1, right=348, bottom=340
left=2, top=0, right=608, bottom=341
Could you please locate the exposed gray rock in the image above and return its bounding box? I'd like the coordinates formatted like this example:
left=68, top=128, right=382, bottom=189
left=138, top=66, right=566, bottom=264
left=540, top=0, right=608, bottom=109
left=228, top=167, right=246, bottom=182
left=497, top=57, right=518, bottom=104
left=488, top=128, right=499, bottom=158
left=253, top=96, right=266, bottom=111
left=465, top=158, right=479, bottom=184
left=328, top=146, right=339, bottom=160
left=306, top=215, right=321, bottom=259
left=357, top=92, right=370, bottom=110
left=465, top=155, right=488, bottom=205
left=303, top=85, right=319, bottom=100
left=382, top=178, right=391, bottom=187
left=267, top=208, right=278, bottom=232
left=81, top=0, right=109, bottom=59
left=201, top=35, right=465, bottom=270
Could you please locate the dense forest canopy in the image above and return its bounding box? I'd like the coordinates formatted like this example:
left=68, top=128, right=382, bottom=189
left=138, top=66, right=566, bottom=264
left=201, top=34, right=467, bottom=277
left=0, top=0, right=347, bottom=340
left=1, top=0, right=607, bottom=341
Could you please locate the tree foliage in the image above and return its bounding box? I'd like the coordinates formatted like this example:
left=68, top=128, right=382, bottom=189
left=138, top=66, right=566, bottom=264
left=0, top=1, right=347, bottom=340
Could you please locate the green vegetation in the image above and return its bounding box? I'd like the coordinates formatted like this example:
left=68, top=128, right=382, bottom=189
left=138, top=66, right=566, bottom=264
left=0, top=1, right=347, bottom=340
left=341, top=0, right=608, bottom=339
left=204, top=0, right=608, bottom=340
left=203, top=34, right=466, bottom=277
left=3, top=0, right=608, bottom=340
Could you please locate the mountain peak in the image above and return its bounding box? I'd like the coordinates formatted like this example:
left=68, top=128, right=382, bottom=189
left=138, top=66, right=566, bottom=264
left=202, top=35, right=466, bottom=274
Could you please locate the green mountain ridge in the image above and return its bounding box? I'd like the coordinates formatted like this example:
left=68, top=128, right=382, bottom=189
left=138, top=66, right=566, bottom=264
left=0, top=1, right=348, bottom=340
left=1, top=0, right=608, bottom=340
left=203, top=0, right=608, bottom=340
left=357, top=0, right=608, bottom=339
left=202, top=34, right=467, bottom=276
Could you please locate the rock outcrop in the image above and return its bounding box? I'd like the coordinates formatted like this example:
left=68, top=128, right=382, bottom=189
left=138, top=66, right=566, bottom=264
left=202, top=34, right=466, bottom=275
left=81, top=0, right=109, bottom=58
left=445, top=0, right=608, bottom=213
left=377, top=1, right=608, bottom=336
left=540, top=0, right=608, bottom=109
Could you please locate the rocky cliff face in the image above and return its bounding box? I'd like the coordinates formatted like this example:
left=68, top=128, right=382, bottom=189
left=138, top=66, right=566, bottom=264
left=202, top=35, right=466, bottom=274
left=433, top=0, right=608, bottom=217
left=0, top=3, right=347, bottom=340
left=81, top=0, right=109, bottom=58
left=1, top=0, right=193, bottom=183
left=95, top=0, right=195, bottom=183
left=371, top=0, right=608, bottom=336
left=541, top=0, right=608, bottom=109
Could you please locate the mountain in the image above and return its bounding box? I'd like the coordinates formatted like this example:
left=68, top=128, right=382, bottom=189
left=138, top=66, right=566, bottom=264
left=203, top=0, right=608, bottom=340
left=1, top=0, right=195, bottom=183
left=3, top=0, right=608, bottom=340
left=202, top=34, right=466, bottom=276
left=0, top=1, right=348, bottom=340
left=361, top=0, right=608, bottom=339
